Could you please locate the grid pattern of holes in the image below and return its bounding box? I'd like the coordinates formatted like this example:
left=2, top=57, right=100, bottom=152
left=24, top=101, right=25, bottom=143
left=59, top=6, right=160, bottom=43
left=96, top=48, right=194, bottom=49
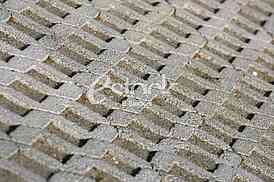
left=0, top=0, right=273, bottom=181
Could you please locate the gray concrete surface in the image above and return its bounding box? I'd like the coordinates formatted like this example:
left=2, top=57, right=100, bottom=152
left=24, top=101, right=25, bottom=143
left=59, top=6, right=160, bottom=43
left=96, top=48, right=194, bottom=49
left=0, top=0, right=273, bottom=181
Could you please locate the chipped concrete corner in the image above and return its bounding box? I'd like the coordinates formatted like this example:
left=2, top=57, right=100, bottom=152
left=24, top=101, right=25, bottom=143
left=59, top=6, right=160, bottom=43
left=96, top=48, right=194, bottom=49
left=0, top=0, right=273, bottom=181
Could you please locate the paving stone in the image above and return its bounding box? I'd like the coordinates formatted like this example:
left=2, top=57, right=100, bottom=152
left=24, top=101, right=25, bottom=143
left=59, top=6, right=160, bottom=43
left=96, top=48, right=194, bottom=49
left=0, top=0, right=273, bottom=181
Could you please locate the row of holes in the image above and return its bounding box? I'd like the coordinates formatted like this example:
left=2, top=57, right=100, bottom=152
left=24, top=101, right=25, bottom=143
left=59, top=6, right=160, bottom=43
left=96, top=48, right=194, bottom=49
left=43, top=56, right=77, bottom=78
left=3, top=1, right=270, bottom=178
left=239, top=1, right=273, bottom=27
left=183, top=0, right=222, bottom=23
left=3, top=0, right=86, bottom=50
left=7, top=17, right=46, bottom=40
left=90, top=0, right=163, bottom=41
left=0, top=66, right=67, bottom=124
left=146, top=101, right=223, bottom=173
left=37, top=0, right=70, bottom=19
left=128, top=46, right=166, bottom=74
left=43, top=119, right=158, bottom=179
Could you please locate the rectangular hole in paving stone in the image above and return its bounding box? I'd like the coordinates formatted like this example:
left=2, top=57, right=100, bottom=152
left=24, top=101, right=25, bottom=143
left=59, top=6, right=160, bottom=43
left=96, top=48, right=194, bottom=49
left=113, top=137, right=150, bottom=160
left=19, top=44, right=30, bottom=50
left=37, top=0, right=70, bottom=18
left=146, top=151, right=157, bottom=162
left=58, top=46, right=93, bottom=66
left=68, top=34, right=102, bottom=55
left=102, top=109, right=114, bottom=118
left=195, top=25, right=203, bottom=30
left=110, top=10, right=139, bottom=26
left=229, top=138, right=237, bottom=147
left=260, top=20, right=266, bottom=27
left=27, top=69, right=63, bottom=89
left=39, top=95, right=48, bottom=103
left=228, top=56, right=236, bottom=63
left=97, top=49, right=106, bottom=55
left=217, top=66, right=226, bottom=72
left=140, top=42, right=168, bottom=58
left=203, top=17, right=211, bottom=21
left=255, top=102, right=264, bottom=108
left=61, top=154, right=73, bottom=164
left=88, top=167, right=120, bottom=182
left=214, top=8, right=220, bottom=13
left=156, top=65, right=165, bottom=72
left=10, top=80, right=47, bottom=103
left=0, top=30, right=29, bottom=50
left=32, top=136, right=72, bottom=163
left=21, top=8, right=56, bottom=28
left=118, top=96, right=128, bottom=104
left=61, top=107, right=98, bottom=130
left=6, top=125, right=19, bottom=135
left=207, top=164, right=219, bottom=173
left=152, top=96, right=186, bottom=117
left=43, top=56, right=77, bottom=78
left=178, top=111, right=187, bottom=118
left=163, top=53, right=171, bottom=59
left=46, top=173, right=54, bottom=181
left=185, top=33, right=191, bottom=38
left=130, top=167, right=142, bottom=176
left=263, top=91, right=272, bottom=97
left=78, top=139, right=89, bottom=147
left=48, top=23, right=57, bottom=28
left=161, top=21, right=191, bottom=38
left=121, top=29, right=128, bottom=34
left=95, top=14, right=127, bottom=34
left=59, top=0, right=82, bottom=9
left=151, top=2, right=160, bottom=6
left=35, top=33, right=46, bottom=41
left=86, top=17, right=123, bottom=37
left=191, top=100, right=200, bottom=107
left=142, top=74, right=150, bottom=80
left=122, top=1, right=150, bottom=15
left=202, top=89, right=210, bottom=96
left=3, top=55, right=15, bottom=62
left=0, top=95, right=31, bottom=116
left=7, top=16, right=45, bottom=40
left=246, top=113, right=255, bottom=120
left=150, top=31, right=180, bottom=48
left=236, top=46, right=243, bottom=52
left=238, top=125, right=246, bottom=132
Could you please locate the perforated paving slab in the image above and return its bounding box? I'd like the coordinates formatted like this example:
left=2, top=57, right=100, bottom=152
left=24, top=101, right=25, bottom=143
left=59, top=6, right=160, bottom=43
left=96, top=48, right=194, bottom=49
left=0, top=0, right=273, bottom=181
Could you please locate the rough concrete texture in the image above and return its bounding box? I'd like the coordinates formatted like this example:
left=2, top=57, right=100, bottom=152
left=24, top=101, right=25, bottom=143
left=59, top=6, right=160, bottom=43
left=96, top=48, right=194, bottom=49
left=0, top=0, right=273, bottom=181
